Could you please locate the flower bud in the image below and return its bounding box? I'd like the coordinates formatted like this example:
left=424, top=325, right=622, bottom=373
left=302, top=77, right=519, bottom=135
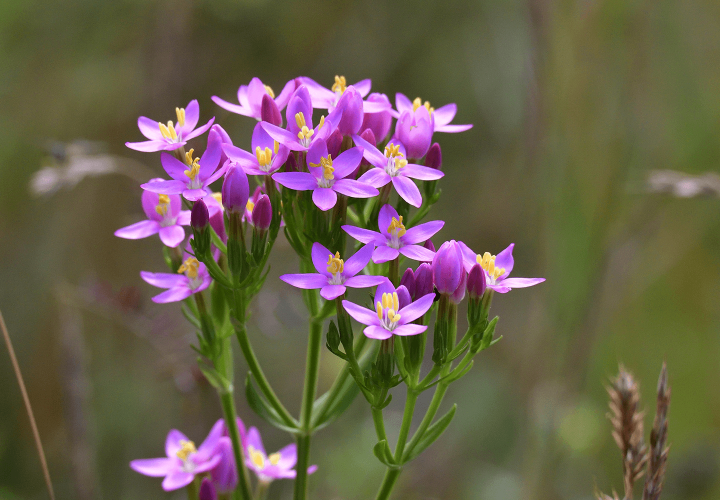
left=336, top=86, right=364, bottom=136
left=261, top=93, right=282, bottom=126
left=423, top=239, right=435, bottom=254
left=432, top=240, right=464, bottom=295
left=251, top=194, right=272, bottom=230
left=395, top=285, right=412, bottom=310
left=400, top=268, right=416, bottom=299
left=396, top=108, right=433, bottom=159
left=359, top=128, right=376, bottom=166
left=360, top=93, right=392, bottom=141
left=425, top=142, right=442, bottom=170
left=326, top=129, right=343, bottom=159
left=467, top=263, right=486, bottom=299
left=199, top=477, right=217, bottom=500
left=449, top=269, right=467, bottom=304
left=414, top=263, right=434, bottom=299
left=210, top=438, right=237, bottom=494
left=191, top=199, right=209, bottom=231
left=222, top=165, right=250, bottom=214
left=212, top=124, right=233, bottom=166
left=284, top=152, right=298, bottom=173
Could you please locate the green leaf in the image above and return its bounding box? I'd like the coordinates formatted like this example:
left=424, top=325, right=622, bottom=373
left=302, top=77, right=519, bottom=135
left=245, top=374, right=299, bottom=434
left=403, top=404, right=457, bottom=463
left=373, top=440, right=400, bottom=469
left=197, top=361, right=230, bottom=391
left=310, top=374, right=361, bottom=431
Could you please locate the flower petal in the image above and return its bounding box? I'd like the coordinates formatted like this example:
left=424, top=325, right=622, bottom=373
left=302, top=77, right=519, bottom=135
left=245, top=427, right=266, bottom=456
left=260, top=122, right=303, bottom=151
left=398, top=245, right=434, bottom=262
left=378, top=204, right=399, bottom=233
left=351, top=134, right=386, bottom=168
left=199, top=129, right=222, bottom=180
left=434, top=123, right=473, bottom=133
left=166, top=429, right=189, bottom=458
left=275, top=443, right=297, bottom=469
left=401, top=164, right=444, bottom=181
left=162, top=471, right=195, bottom=491
left=312, top=187, right=337, bottom=211
left=395, top=93, right=413, bottom=114
left=354, top=79, right=372, bottom=97
left=130, top=458, right=174, bottom=477
left=183, top=117, right=215, bottom=141
left=159, top=225, right=186, bottom=248
left=374, top=279, right=396, bottom=306
left=161, top=153, right=191, bottom=181
left=343, top=243, right=374, bottom=277
left=275, top=79, right=297, bottom=110
left=320, top=284, right=346, bottom=300
left=115, top=220, right=160, bottom=240
left=142, top=180, right=186, bottom=195
left=363, top=325, right=392, bottom=340
left=432, top=103, right=457, bottom=127
left=402, top=220, right=444, bottom=245
left=397, top=293, right=435, bottom=324
left=498, top=277, right=545, bottom=289
left=391, top=176, right=422, bottom=207
left=342, top=300, right=380, bottom=327
left=372, top=245, right=400, bottom=264
left=344, top=275, right=387, bottom=289
left=126, top=140, right=177, bottom=153
left=342, top=225, right=383, bottom=245
left=332, top=147, right=363, bottom=179
left=223, top=143, right=256, bottom=164
left=152, top=286, right=193, bottom=303
left=357, top=168, right=391, bottom=189
left=138, top=116, right=163, bottom=140
left=182, top=188, right=210, bottom=202
left=180, top=99, right=200, bottom=135
left=332, top=179, right=378, bottom=199
left=310, top=242, right=334, bottom=275
left=140, top=271, right=186, bottom=289
left=494, top=243, right=515, bottom=278
left=272, top=172, right=317, bottom=191
left=392, top=324, right=427, bottom=336
left=212, top=96, right=253, bottom=116
left=279, top=273, right=329, bottom=290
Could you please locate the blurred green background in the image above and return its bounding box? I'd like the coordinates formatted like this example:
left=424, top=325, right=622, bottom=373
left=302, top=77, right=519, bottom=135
left=2, top=0, right=720, bottom=498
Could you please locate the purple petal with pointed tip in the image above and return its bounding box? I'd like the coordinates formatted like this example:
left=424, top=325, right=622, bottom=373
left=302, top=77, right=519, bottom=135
left=138, top=116, right=163, bottom=140
left=498, top=277, right=545, bottom=289
left=494, top=243, right=515, bottom=278
left=343, top=244, right=374, bottom=277
left=392, top=324, right=427, bottom=336
left=279, top=274, right=329, bottom=290
left=402, top=220, right=444, bottom=245
left=398, top=245, right=434, bottom=262
left=357, top=168, right=391, bottom=188
left=184, top=118, right=215, bottom=141
left=332, top=179, right=378, bottom=199
left=212, top=96, right=253, bottom=116
left=130, top=458, right=174, bottom=477
left=344, top=275, right=387, bottom=289
left=402, top=164, right=444, bottom=181
left=115, top=220, right=160, bottom=240
left=397, top=293, right=435, bottom=324
left=342, top=300, right=381, bottom=327
left=372, top=245, right=400, bottom=264
left=272, top=172, right=317, bottom=191
left=159, top=225, right=186, bottom=248
left=152, top=286, right=193, bottom=303
left=342, top=225, right=383, bottom=245
left=391, top=176, right=422, bottom=207
left=126, top=140, right=179, bottom=153
left=312, top=188, right=337, bottom=211
left=363, top=325, right=392, bottom=340
left=140, top=271, right=186, bottom=289
left=166, top=429, right=189, bottom=457
left=142, top=179, right=186, bottom=195
left=351, top=134, right=386, bottom=168
left=162, top=471, right=195, bottom=491
left=332, top=147, right=363, bottom=179
left=378, top=204, right=399, bottom=233
left=320, top=284, right=346, bottom=300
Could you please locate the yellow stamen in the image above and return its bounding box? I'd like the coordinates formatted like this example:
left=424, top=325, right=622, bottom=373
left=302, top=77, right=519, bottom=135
left=246, top=200, right=255, bottom=213
left=295, top=112, right=315, bottom=141
left=176, top=440, right=196, bottom=461
left=412, top=97, right=434, bottom=115
left=476, top=252, right=505, bottom=280
left=376, top=301, right=383, bottom=320
left=211, top=192, right=223, bottom=204
left=274, top=140, right=279, bottom=155
left=268, top=453, right=281, bottom=465
left=392, top=292, right=399, bottom=312
left=310, top=155, right=334, bottom=180
left=175, top=107, right=185, bottom=127
left=387, top=216, right=406, bottom=237
left=332, top=75, right=347, bottom=94
left=248, top=446, right=265, bottom=469
left=178, top=258, right=200, bottom=280
left=184, top=149, right=201, bottom=180
left=256, top=146, right=273, bottom=167
left=387, top=309, right=400, bottom=323
left=155, top=194, right=171, bottom=216
left=317, top=115, right=325, bottom=130
left=264, top=85, right=275, bottom=99
left=385, top=143, right=402, bottom=158
left=326, top=252, right=344, bottom=274
left=159, top=121, right=178, bottom=141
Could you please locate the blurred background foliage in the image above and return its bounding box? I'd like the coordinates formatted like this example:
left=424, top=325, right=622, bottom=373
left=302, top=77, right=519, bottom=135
left=1, top=0, right=720, bottom=498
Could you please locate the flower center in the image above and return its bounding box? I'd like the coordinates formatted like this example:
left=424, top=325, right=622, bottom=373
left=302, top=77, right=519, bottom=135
left=326, top=252, right=345, bottom=284
left=178, top=257, right=201, bottom=284
left=386, top=216, right=406, bottom=248
left=376, top=291, right=402, bottom=331
left=476, top=252, right=506, bottom=282
left=383, top=143, right=408, bottom=176
left=412, top=97, right=434, bottom=115
left=155, top=194, right=171, bottom=217
left=246, top=200, right=255, bottom=214
left=176, top=107, right=186, bottom=127
left=176, top=439, right=197, bottom=465
left=268, top=452, right=281, bottom=465
left=183, top=149, right=202, bottom=187
left=310, top=154, right=335, bottom=188
left=255, top=140, right=279, bottom=171
left=157, top=107, right=186, bottom=142
left=295, top=112, right=325, bottom=147
left=331, top=75, right=347, bottom=95
left=264, top=85, right=275, bottom=99
left=248, top=446, right=266, bottom=469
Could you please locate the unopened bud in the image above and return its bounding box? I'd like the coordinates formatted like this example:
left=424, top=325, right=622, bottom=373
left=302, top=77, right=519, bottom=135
left=326, top=129, right=343, bottom=159
left=191, top=199, right=209, bottom=231
left=395, top=285, right=412, bottom=310
left=432, top=240, right=464, bottom=295
left=423, top=239, right=435, bottom=253
left=414, top=263, right=434, bottom=299
left=449, top=269, right=467, bottom=304
left=222, top=165, right=250, bottom=214
left=261, top=94, right=282, bottom=126
left=400, top=268, right=416, bottom=299
left=467, top=263, right=486, bottom=299
left=358, top=128, right=377, bottom=171
left=251, top=194, right=272, bottom=231
left=199, top=478, right=217, bottom=500
left=425, top=142, right=442, bottom=170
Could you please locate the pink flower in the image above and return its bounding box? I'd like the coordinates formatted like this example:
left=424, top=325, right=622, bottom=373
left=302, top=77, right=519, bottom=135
left=244, top=426, right=317, bottom=482
left=458, top=242, right=545, bottom=294
left=393, top=93, right=473, bottom=134
left=126, top=99, right=214, bottom=153
left=212, top=77, right=296, bottom=121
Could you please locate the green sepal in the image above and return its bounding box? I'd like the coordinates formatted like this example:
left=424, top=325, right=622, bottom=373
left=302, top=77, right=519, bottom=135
left=402, top=404, right=457, bottom=463
left=197, top=360, right=231, bottom=391
left=472, top=316, right=499, bottom=353
left=373, top=440, right=400, bottom=469
left=245, top=373, right=300, bottom=434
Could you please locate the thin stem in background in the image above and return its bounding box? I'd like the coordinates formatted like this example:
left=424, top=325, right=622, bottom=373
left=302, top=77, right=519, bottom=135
left=0, top=309, right=56, bottom=500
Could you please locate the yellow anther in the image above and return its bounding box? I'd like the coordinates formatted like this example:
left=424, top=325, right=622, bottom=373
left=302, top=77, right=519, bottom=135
left=211, top=192, right=223, bottom=204
left=246, top=200, right=255, bottom=213
left=295, top=112, right=307, bottom=129
left=155, top=194, right=171, bottom=216
left=317, top=115, right=325, bottom=130
left=248, top=446, right=265, bottom=469
left=376, top=301, right=383, bottom=320
left=387, top=216, right=406, bottom=237
left=178, top=258, right=200, bottom=280
left=392, top=292, right=399, bottom=311
left=326, top=252, right=344, bottom=274
left=264, top=85, right=275, bottom=99
left=184, top=149, right=201, bottom=180
left=256, top=146, right=273, bottom=167
left=395, top=158, right=408, bottom=169
left=159, top=121, right=178, bottom=141
left=176, top=440, right=196, bottom=461
left=274, top=140, right=279, bottom=154
left=331, top=75, right=347, bottom=94
left=175, top=107, right=186, bottom=127
left=387, top=309, right=398, bottom=322
left=268, top=453, right=281, bottom=465
left=310, top=155, right=335, bottom=180
left=384, top=143, right=403, bottom=158
left=476, top=252, right=505, bottom=280
left=412, top=97, right=434, bottom=115
left=381, top=293, right=390, bottom=309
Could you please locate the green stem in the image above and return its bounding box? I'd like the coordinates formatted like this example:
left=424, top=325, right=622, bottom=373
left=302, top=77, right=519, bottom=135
left=375, top=469, right=401, bottom=500
left=393, top=389, right=418, bottom=462
left=232, top=288, right=296, bottom=427
left=388, top=258, right=399, bottom=287
left=294, top=434, right=311, bottom=500
left=186, top=476, right=199, bottom=500
left=372, top=406, right=388, bottom=443
left=402, top=383, right=449, bottom=460
left=219, top=391, right=254, bottom=500
left=255, top=481, right=270, bottom=500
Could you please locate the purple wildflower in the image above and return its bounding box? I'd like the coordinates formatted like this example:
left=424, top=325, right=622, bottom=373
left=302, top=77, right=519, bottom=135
left=222, top=122, right=290, bottom=176
left=244, top=427, right=317, bottom=483
left=140, top=252, right=211, bottom=303
left=393, top=93, right=473, bottom=134
left=458, top=242, right=545, bottom=294
left=141, top=129, right=227, bottom=201
left=354, top=136, right=443, bottom=207
left=296, top=75, right=373, bottom=110
left=342, top=204, right=442, bottom=263
left=342, top=280, right=434, bottom=340
left=280, top=242, right=385, bottom=300
left=360, top=93, right=393, bottom=141
left=260, top=85, right=343, bottom=153
left=199, top=478, right=217, bottom=500
left=129, top=420, right=225, bottom=491
left=272, top=139, right=377, bottom=211
left=212, top=77, right=296, bottom=121
left=126, top=100, right=214, bottom=153
left=114, top=183, right=189, bottom=247
left=432, top=241, right=465, bottom=295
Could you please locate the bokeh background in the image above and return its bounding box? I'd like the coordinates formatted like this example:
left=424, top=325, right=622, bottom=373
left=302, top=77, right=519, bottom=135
left=2, top=0, right=720, bottom=498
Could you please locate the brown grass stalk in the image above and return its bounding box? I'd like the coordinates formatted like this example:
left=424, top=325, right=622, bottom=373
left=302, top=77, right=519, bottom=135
left=0, top=309, right=56, bottom=500
left=642, top=363, right=670, bottom=500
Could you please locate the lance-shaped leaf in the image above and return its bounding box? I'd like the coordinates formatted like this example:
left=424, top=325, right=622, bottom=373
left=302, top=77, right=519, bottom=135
left=373, top=440, right=400, bottom=469
left=403, top=404, right=457, bottom=463
left=245, top=374, right=300, bottom=434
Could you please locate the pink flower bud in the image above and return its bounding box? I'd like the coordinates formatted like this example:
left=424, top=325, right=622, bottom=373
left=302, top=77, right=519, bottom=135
left=425, top=142, right=442, bottom=170
left=432, top=240, right=464, bottom=295
left=252, top=194, right=272, bottom=230
left=191, top=199, right=209, bottom=230
left=222, top=165, right=250, bottom=214
left=467, top=263, right=486, bottom=299
left=400, top=268, right=416, bottom=299
left=414, top=263, right=434, bottom=299
left=261, top=94, right=282, bottom=126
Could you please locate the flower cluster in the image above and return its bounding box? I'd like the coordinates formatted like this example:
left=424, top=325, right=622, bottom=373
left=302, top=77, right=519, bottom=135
left=119, top=74, right=544, bottom=500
